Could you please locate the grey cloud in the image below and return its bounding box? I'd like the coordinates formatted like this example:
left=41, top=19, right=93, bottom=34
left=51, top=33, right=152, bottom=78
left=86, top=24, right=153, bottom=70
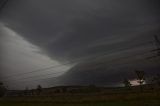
left=1, top=0, right=160, bottom=88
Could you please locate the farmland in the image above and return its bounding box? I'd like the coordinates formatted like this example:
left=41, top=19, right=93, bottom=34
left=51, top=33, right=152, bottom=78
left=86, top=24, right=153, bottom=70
left=1, top=87, right=160, bottom=106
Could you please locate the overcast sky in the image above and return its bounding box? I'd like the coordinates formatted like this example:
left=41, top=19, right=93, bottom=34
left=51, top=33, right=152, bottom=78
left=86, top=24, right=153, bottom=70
left=0, top=0, right=160, bottom=89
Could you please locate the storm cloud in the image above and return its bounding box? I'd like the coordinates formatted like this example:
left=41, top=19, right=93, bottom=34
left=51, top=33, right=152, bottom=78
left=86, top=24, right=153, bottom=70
left=0, top=0, right=160, bottom=89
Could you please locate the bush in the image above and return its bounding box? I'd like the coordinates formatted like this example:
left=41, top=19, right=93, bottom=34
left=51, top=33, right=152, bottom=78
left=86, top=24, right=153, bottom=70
left=0, top=82, right=7, bottom=97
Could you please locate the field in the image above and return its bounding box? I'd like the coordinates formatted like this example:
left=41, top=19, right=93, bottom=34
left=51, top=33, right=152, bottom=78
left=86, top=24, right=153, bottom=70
left=0, top=101, right=160, bottom=106
left=1, top=91, right=160, bottom=106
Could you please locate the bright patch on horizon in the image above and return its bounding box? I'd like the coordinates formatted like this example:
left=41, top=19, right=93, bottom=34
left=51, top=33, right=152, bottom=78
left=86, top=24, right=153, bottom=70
left=130, top=79, right=146, bottom=86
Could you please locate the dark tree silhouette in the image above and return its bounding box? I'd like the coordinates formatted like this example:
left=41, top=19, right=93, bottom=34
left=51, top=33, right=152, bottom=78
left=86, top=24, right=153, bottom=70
left=135, top=70, right=145, bottom=91
left=123, top=79, right=132, bottom=90
left=153, top=74, right=160, bottom=87
left=0, top=82, right=7, bottom=97
left=88, top=84, right=98, bottom=92
left=24, top=87, right=29, bottom=96
left=31, top=89, right=35, bottom=96
left=36, top=85, right=42, bottom=95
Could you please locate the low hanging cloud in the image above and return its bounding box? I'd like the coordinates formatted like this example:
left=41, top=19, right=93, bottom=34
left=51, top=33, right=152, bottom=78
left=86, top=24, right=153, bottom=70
left=0, top=0, right=160, bottom=89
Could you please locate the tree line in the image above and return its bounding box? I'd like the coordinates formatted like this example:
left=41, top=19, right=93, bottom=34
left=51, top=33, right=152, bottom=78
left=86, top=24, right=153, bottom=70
left=0, top=82, right=7, bottom=97
left=123, top=70, right=160, bottom=91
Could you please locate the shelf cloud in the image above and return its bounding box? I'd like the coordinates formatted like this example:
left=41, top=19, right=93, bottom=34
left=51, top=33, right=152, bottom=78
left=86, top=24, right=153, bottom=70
left=0, top=0, right=160, bottom=89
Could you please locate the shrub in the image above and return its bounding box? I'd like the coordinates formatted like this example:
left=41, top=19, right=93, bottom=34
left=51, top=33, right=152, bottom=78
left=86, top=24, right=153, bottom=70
left=0, top=82, right=7, bottom=97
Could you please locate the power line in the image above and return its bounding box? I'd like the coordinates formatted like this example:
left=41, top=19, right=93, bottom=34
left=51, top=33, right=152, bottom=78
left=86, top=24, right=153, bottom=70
left=3, top=70, right=66, bottom=82
left=2, top=41, right=154, bottom=81
left=2, top=46, right=155, bottom=83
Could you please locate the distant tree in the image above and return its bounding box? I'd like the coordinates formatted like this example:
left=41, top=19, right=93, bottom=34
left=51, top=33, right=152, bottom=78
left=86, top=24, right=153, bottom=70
left=88, top=84, right=96, bottom=89
left=0, top=82, right=7, bottom=97
left=36, top=85, right=42, bottom=95
left=62, top=87, right=67, bottom=93
left=31, top=89, right=35, bottom=96
left=54, top=89, right=61, bottom=93
left=24, top=87, right=29, bottom=96
left=152, top=74, right=160, bottom=95
left=87, top=84, right=98, bottom=92
left=123, top=79, right=132, bottom=90
left=153, top=74, right=160, bottom=87
left=135, top=70, right=145, bottom=91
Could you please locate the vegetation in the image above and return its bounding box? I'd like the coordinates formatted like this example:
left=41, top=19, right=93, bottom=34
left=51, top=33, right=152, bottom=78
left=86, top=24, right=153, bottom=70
left=1, top=70, right=160, bottom=106
left=153, top=74, right=160, bottom=86
left=123, top=79, right=131, bottom=90
left=135, top=70, right=145, bottom=91
left=0, top=101, right=160, bottom=106
left=36, top=85, right=42, bottom=95
left=0, top=82, right=7, bottom=97
left=0, top=90, right=160, bottom=106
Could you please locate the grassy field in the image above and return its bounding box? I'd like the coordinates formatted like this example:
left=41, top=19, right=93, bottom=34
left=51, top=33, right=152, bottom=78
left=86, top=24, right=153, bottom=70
left=1, top=92, right=160, bottom=106
left=0, top=101, right=160, bottom=106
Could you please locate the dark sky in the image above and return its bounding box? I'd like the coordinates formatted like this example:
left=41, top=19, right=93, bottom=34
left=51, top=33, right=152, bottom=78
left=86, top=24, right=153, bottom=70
left=0, top=0, right=160, bottom=89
